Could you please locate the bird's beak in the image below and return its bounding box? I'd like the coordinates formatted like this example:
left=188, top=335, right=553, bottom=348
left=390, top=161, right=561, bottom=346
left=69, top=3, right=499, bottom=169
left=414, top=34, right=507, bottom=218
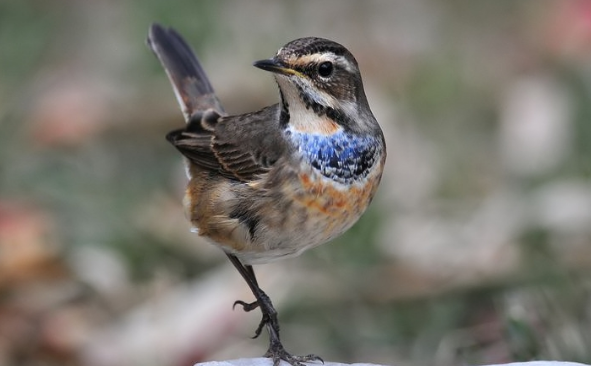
left=253, top=58, right=302, bottom=77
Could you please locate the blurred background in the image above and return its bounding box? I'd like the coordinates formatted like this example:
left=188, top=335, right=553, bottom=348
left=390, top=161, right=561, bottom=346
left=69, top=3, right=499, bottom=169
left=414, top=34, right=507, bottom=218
left=2, top=1, right=591, bottom=365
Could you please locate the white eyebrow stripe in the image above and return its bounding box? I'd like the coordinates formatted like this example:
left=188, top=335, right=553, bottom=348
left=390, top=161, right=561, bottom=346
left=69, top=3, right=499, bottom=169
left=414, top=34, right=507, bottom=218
left=333, top=55, right=355, bottom=73
left=286, top=53, right=355, bottom=73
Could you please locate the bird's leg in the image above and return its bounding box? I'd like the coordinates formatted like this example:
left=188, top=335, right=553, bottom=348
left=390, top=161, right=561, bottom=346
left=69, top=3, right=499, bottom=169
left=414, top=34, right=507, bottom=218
left=226, top=254, right=323, bottom=366
left=232, top=262, right=265, bottom=336
left=226, top=254, right=278, bottom=339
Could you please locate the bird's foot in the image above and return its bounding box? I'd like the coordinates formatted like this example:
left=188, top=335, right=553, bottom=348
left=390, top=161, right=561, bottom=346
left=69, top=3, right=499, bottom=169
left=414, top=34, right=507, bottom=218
left=265, top=341, right=323, bottom=366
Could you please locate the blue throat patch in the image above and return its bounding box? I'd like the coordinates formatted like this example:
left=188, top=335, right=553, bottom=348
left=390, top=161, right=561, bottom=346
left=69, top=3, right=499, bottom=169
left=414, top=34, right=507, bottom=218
left=288, top=130, right=381, bottom=184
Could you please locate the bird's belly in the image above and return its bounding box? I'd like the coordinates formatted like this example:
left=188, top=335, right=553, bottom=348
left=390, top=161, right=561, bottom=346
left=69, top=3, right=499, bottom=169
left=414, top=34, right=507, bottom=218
left=236, top=168, right=381, bottom=264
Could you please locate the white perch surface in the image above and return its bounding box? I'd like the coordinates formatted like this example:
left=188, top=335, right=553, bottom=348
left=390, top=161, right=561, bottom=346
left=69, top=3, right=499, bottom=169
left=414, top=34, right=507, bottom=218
left=196, top=358, right=590, bottom=366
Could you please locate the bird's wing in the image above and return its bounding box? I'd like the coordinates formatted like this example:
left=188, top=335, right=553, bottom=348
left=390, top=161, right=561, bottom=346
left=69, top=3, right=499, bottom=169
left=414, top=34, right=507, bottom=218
left=167, top=105, right=287, bottom=181
left=149, top=23, right=288, bottom=181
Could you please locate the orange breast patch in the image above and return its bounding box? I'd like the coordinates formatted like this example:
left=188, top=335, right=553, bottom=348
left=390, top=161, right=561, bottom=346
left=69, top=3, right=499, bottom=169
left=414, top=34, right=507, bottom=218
left=294, top=171, right=378, bottom=220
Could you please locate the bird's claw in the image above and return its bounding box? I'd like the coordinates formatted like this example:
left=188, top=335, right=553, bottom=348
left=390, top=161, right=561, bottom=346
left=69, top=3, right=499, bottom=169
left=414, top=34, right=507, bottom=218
left=233, top=299, right=260, bottom=312
left=265, top=343, right=324, bottom=366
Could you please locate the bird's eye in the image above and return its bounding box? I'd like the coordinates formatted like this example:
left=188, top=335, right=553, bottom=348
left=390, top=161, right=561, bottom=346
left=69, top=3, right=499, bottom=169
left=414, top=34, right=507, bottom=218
left=317, top=61, right=333, bottom=78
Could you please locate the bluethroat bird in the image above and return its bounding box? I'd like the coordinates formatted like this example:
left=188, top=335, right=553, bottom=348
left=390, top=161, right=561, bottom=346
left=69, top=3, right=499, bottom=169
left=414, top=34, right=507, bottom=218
left=147, top=24, right=386, bottom=366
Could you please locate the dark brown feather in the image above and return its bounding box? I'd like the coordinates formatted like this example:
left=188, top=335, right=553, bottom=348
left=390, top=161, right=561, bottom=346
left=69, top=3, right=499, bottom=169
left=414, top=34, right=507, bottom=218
left=168, top=105, right=289, bottom=181
left=149, top=24, right=290, bottom=181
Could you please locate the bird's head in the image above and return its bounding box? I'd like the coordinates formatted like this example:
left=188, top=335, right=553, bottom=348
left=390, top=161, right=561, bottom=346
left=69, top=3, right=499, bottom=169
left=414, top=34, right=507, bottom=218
left=254, top=37, right=374, bottom=133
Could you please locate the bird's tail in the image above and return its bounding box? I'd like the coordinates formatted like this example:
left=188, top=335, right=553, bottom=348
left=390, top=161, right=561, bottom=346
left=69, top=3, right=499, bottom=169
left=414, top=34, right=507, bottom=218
left=147, top=23, right=225, bottom=121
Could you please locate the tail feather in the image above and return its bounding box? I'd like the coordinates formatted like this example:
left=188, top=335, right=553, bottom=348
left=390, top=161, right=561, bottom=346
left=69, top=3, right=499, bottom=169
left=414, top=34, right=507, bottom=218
left=147, top=23, right=224, bottom=121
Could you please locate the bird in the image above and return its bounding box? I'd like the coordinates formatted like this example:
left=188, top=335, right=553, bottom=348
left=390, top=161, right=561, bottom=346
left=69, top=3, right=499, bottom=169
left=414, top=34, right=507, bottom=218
left=147, top=23, right=386, bottom=366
